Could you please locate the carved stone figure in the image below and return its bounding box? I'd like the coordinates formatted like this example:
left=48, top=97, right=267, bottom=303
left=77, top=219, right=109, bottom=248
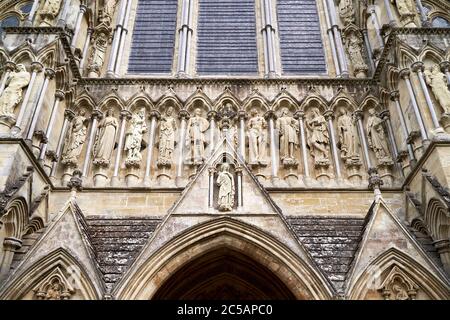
left=367, top=108, right=393, bottom=165
left=158, top=107, right=177, bottom=167
left=38, top=0, right=62, bottom=26
left=216, top=163, right=235, bottom=211
left=338, top=0, right=355, bottom=26
left=306, top=108, right=330, bottom=165
left=61, top=110, right=88, bottom=165
left=336, top=108, right=360, bottom=162
left=424, top=65, right=450, bottom=114
left=87, top=31, right=109, bottom=78
left=125, top=108, right=147, bottom=166
left=247, top=109, right=268, bottom=166
left=0, top=64, right=30, bottom=120
left=45, top=279, right=64, bottom=300
left=345, top=31, right=368, bottom=78
left=392, top=284, right=409, bottom=300
left=394, top=0, right=418, bottom=27
left=186, top=108, right=209, bottom=165
left=93, top=109, right=118, bottom=166
left=99, top=0, right=117, bottom=26
left=276, top=108, right=299, bottom=166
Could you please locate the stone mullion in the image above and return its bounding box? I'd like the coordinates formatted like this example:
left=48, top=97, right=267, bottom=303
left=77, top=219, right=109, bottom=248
left=57, top=0, right=73, bottom=27
left=79, top=28, right=93, bottom=71
left=24, top=0, right=40, bottom=27
left=114, top=0, right=133, bottom=75
left=295, top=112, right=310, bottom=179
left=176, top=111, right=189, bottom=181
left=265, top=111, right=278, bottom=180
left=71, top=5, right=87, bottom=47
left=261, top=0, right=277, bottom=77
left=177, top=0, right=194, bottom=76
left=238, top=112, right=246, bottom=161
left=143, top=111, right=159, bottom=186
left=106, top=0, right=128, bottom=77
left=322, top=3, right=341, bottom=76
left=415, top=0, right=430, bottom=26
left=382, top=0, right=396, bottom=26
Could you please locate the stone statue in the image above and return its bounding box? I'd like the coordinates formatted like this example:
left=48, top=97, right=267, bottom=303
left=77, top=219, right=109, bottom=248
left=87, top=31, right=109, bottom=78
left=392, top=284, right=409, bottom=300
left=125, top=108, right=147, bottom=166
left=45, top=279, right=63, bottom=300
left=216, top=163, right=235, bottom=211
left=38, top=0, right=62, bottom=26
left=345, top=31, right=368, bottom=78
left=367, top=108, right=393, bottom=165
left=99, top=0, right=117, bottom=26
left=186, top=108, right=209, bottom=165
left=61, top=110, right=88, bottom=165
left=338, top=0, right=355, bottom=26
left=337, top=108, right=360, bottom=162
left=93, top=109, right=118, bottom=166
left=424, top=65, right=450, bottom=114
left=0, top=64, right=30, bottom=120
left=306, top=108, right=330, bottom=164
left=276, top=108, right=299, bottom=165
left=247, top=109, right=268, bottom=166
left=394, top=0, right=418, bottom=27
left=158, top=107, right=177, bottom=167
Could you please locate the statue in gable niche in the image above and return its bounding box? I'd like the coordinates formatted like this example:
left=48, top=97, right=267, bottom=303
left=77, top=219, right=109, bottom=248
left=186, top=108, right=209, bottom=165
left=345, top=31, right=368, bottom=78
left=306, top=108, right=330, bottom=164
left=93, top=109, right=118, bottom=166
left=393, top=0, right=418, bottom=27
left=0, top=64, right=30, bottom=120
left=276, top=108, right=299, bottom=165
left=87, top=30, right=109, bottom=78
left=217, top=163, right=235, bottom=212
left=247, top=109, right=268, bottom=166
left=338, top=0, right=355, bottom=26
left=38, top=0, right=62, bottom=26
left=424, top=64, right=450, bottom=114
left=61, top=110, right=88, bottom=165
left=336, top=108, right=360, bottom=162
left=367, top=108, right=393, bottom=165
left=125, top=108, right=147, bottom=166
left=158, top=107, right=177, bottom=167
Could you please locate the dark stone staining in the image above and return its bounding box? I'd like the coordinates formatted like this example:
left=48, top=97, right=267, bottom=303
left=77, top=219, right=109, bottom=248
left=197, top=0, right=258, bottom=75
left=277, top=0, right=327, bottom=74
left=85, top=216, right=161, bottom=291
left=128, top=0, right=178, bottom=74
left=287, top=216, right=366, bottom=292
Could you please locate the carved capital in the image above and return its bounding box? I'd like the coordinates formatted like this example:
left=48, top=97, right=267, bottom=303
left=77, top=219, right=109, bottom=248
left=64, top=109, right=76, bottom=121
left=79, top=4, right=88, bottom=13
left=91, top=110, right=103, bottom=120
left=380, top=110, right=390, bottom=120
left=293, top=111, right=305, bottom=120
left=390, top=90, right=400, bottom=102
left=264, top=110, right=276, bottom=120
left=67, top=170, right=83, bottom=192
left=179, top=110, right=190, bottom=120
left=440, top=61, right=450, bottom=73
left=55, top=90, right=65, bottom=101
left=31, top=61, right=44, bottom=73
left=4, top=61, right=16, bottom=72
left=410, top=61, right=424, bottom=73
left=207, top=111, right=218, bottom=121
left=3, top=237, right=22, bottom=251
left=120, top=110, right=132, bottom=120
left=433, top=239, right=450, bottom=254
left=399, top=68, right=411, bottom=80
left=237, top=110, right=247, bottom=120
left=368, top=167, right=384, bottom=190
left=323, top=110, right=333, bottom=121
left=44, top=68, right=56, bottom=79
left=353, top=110, right=364, bottom=121
left=34, top=130, right=48, bottom=143
left=149, top=110, right=161, bottom=120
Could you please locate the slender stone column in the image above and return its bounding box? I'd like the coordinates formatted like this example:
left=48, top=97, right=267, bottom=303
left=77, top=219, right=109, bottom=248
left=71, top=5, right=87, bottom=47
left=114, top=0, right=133, bottom=75
left=12, top=62, right=43, bottom=134
left=57, top=0, right=73, bottom=27
left=82, top=111, right=102, bottom=177
left=324, top=0, right=348, bottom=77
left=111, top=110, right=131, bottom=186
left=399, top=68, right=429, bottom=142
left=24, top=0, right=40, bottom=26
left=208, top=167, right=215, bottom=208
left=50, top=109, right=75, bottom=179
left=26, top=68, right=56, bottom=142
left=390, top=91, right=415, bottom=162
left=415, top=0, right=430, bottom=26
left=383, top=0, right=396, bottom=26
left=0, top=61, right=16, bottom=95
left=79, top=28, right=93, bottom=71
left=106, top=0, right=128, bottom=77
left=362, top=29, right=375, bottom=72
left=411, top=62, right=443, bottom=132
left=355, top=111, right=373, bottom=169
left=176, top=111, right=189, bottom=180
left=0, top=237, right=22, bottom=279
left=439, top=61, right=450, bottom=84
left=184, top=0, right=195, bottom=73
left=236, top=167, right=243, bottom=208
left=265, top=111, right=278, bottom=179
left=324, top=111, right=341, bottom=180
left=368, top=6, right=384, bottom=47
left=295, top=112, right=310, bottom=179
left=380, top=110, right=399, bottom=160
left=143, top=111, right=159, bottom=186
left=39, top=90, right=65, bottom=160
left=238, top=111, right=246, bottom=161
left=208, top=111, right=217, bottom=155
left=261, top=0, right=277, bottom=77
left=177, top=0, right=194, bottom=75
left=323, top=4, right=340, bottom=76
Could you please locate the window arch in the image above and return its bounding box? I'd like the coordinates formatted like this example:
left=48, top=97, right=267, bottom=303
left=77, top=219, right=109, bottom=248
left=20, top=2, right=33, bottom=14
left=0, top=15, right=19, bottom=38
left=431, top=16, right=450, bottom=28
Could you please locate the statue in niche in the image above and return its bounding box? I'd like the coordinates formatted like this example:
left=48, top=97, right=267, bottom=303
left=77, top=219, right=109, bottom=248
left=87, top=31, right=109, bottom=78
left=216, top=163, right=235, bottom=212
left=99, top=0, right=117, bottom=26
left=186, top=108, right=209, bottom=165
left=306, top=108, right=330, bottom=165
left=276, top=108, right=299, bottom=166
left=93, top=109, right=118, bottom=166
left=125, top=108, right=147, bottom=166
left=424, top=65, right=450, bottom=114
left=0, top=64, right=30, bottom=121
left=247, top=109, right=268, bottom=166
left=336, top=108, right=360, bottom=163
left=158, top=107, right=177, bottom=167
left=338, top=0, right=355, bottom=26
left=38, top=0, right=62, bottom=26
left=61, top=110, right=88, bottom=165
left=367, top=108, right=393, bottom=165
left=45, top=279, right=64, bottom=300
left=393, top=0, right=418, bottom=27
left=392, top=283, right=409, bottom=300
left=219, top=103, right=238, bottom=147
left=345, top=31, right=368, bottom=78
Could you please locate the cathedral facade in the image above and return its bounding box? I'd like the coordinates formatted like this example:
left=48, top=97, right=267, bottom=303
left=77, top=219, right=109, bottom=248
left=0, top=0, right=449, bottom=300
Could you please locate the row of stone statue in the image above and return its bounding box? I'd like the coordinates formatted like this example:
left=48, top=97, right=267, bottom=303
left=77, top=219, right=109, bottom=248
left=59, top=105, right=395, bottom=172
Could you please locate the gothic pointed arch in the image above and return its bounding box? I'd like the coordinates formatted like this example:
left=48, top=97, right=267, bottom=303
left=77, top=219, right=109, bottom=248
left=425, top=198, right=450, bottom=241
left=127, top=91, right=154, bottom=113
left=299, top=93, right=329, bottom=112
left=242, top=90, right=270, bottom=113
left=155, top=90, right=183, bottom=112
left=185, top=88, right=213, bottom=112
left=329, top=92, right=359, bottom=112
left=98, top=91, right=126, bottom=112
left=271, top=89, right=299, bottom=113
left=213, top=87, right=242, bottom=111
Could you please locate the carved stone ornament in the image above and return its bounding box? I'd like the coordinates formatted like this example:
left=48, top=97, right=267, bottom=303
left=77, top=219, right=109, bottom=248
left=247, top=108, right=268, bottom=166
left=276, top=107, right=299, bottom=167
left=216, top=163, right=235, bottom=212
left=424, top=64, right=450, bottom=115
left=306, top=108, right=330, bottom=166
left=93, top=109, right=118, bottom=167
left=0, top=64, right=30, bottom=124
left=366, top=109, right=393, bottom=166
left=186, top=108, right=209, bottom=165
left=33, top=268, right=75, bottom=300
left=125, top=108, right=147, bottom=166
left=378, top=266, right=419, bottom=300
left=38, top=0, right=62, bottom=26
left=158, top=106, right=177, bottom=168
left=61, top=110, right=88, bottom=167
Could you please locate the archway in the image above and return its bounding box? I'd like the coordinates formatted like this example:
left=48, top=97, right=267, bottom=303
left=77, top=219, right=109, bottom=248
left=153, top=248, right=296, bottom=300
